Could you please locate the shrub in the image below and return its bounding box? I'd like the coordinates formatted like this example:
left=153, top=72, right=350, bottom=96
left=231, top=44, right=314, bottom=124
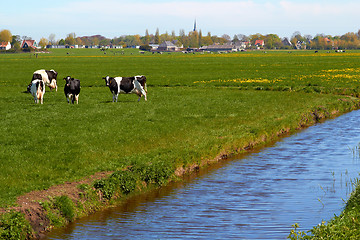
left=139, top=45, right=152, bottom=51
left=109, top=171, right=136, bottom=194
left=132, top=160, right=174, bottom=186
left=94, top=179, right=114, bottom=200
left=0, top=211, right=32, bottom=240
left=53, top=196, right=75, bottom=221
left=94, top=170, right=137, bottom=200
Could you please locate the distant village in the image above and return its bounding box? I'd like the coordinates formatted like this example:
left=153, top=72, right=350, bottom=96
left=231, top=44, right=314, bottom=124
left=0, top=36, right=352, bottom=53
left=0, top=36, right=289, bottom=53
left=1, top=24, right=360, bottom=52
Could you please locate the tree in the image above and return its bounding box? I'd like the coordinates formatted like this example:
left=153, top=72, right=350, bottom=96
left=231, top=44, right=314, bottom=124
left=65, top=33, right=76, bottom=45
left=233, top=34, right=239, bottom=42
left=155, top=28, right=160, bottom=44
left=133, top=34, right=142, bottom=46
left=340, top=32, right=359, bottom=49
left=39, top=37, right=49, bottom=48
left=198, top=30, right=203, bottom=47
left=75, top=37, right=84, bottom=46
left=171, top=30, right=176, bottom=41
left=160, top=31, right=170, bottom=43
left=236, top=34, right=249, bottom=42
left=202, top=32, right=213, bottom=46
left=179, top=29, right=189, bottom=47
left=12, top=35, right=21, bottom=51
left=11, top=35, right=21, bottom=45
left=265, top=34, right=282, bottom=49
left=144, top=29, right=150, bottom=45
left=48, top=34, right=56, bottom=45
left=58, top=39, right=66, bottom=45
left=0, top=29, right=12, bottom=42
left=22, top=36, right=31, bottom=41
left=92, top=37, right=99, bottom=46
left=188, top=30, right=199, bottom=48
left=222, top=34, right=231, bottom=42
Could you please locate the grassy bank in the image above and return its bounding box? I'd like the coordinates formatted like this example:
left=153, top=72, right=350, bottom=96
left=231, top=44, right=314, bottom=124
left=288, top=179, right=360, bottom=239
left=1, top=49, right=360, bottom=238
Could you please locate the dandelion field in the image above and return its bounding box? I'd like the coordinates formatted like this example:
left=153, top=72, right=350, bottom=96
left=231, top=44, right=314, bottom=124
left=1, top=49, right=360, bottom=209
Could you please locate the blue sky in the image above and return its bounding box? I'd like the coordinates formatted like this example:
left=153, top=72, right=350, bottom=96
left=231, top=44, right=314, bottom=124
left=1, top=0, right=359, bottom=41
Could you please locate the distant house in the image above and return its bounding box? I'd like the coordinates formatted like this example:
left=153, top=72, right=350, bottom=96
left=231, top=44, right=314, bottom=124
left=254, top=40, right=264, bottom=48
left=282, top=38, right=292, bottom=47
left=157, top=41, right=181, bottom=52
left=233, top=41, right=251, bottom=50
left=149, top=44, right=159, bottom=51
left=324, top=37, right=331, bottom=43
left=295, top=41, right=307, bottom=50
left=21, top=40, right=38, bottom=49
left=0, top=41, right=11, bottom=50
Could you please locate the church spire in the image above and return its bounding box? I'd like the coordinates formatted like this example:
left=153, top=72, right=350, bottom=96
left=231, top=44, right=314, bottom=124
left=193, top=19, right=197, bottom=32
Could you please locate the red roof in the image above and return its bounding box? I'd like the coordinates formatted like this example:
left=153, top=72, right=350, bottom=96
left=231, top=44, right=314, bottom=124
left=21, top=40, right=37, bottom=49
left=255, top=40, right=264, bottom=46
left=0, top=42, right=9, bottom=47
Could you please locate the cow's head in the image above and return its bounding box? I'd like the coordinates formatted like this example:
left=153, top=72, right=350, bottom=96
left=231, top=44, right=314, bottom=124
left=64, top=76, right=72, bottom=87
left=103, top=76, right=111, bottom=87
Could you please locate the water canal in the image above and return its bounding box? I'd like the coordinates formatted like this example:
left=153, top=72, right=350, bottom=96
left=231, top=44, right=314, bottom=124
left=45, top=110, right=360, bottom=239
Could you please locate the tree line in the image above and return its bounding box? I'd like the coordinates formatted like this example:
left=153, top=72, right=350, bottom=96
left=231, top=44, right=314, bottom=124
left=2, top=28, right=360, bottom=50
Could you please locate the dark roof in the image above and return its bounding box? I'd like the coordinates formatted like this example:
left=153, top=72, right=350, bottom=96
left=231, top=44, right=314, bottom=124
left=205, top=44, right=234, bottom=50
left=159, top=41, right=176, bottom=47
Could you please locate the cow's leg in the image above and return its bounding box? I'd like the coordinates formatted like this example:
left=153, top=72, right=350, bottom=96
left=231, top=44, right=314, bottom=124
left=66, top=95, right=70, bottom=104
left=75, top=94, right=79, bottom=104
left=40, top=97, right=43, bottom=104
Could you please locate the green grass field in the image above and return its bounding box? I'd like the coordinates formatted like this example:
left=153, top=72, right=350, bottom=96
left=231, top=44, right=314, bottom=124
left=1, top=49, right=360, bottom=210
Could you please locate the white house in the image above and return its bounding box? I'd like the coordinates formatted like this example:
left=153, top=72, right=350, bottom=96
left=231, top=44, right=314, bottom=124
left=0, top=42, right=11, bottom=50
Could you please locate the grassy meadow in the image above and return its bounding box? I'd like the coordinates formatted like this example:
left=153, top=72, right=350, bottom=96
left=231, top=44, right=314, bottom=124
left=1, top=48, right=360, bottom=211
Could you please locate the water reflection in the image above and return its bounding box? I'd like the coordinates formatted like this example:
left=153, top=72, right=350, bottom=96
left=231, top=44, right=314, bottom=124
left=46, top=110, right=360, bottom=239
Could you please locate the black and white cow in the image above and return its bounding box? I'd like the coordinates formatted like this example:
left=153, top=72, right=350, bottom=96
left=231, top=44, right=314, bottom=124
left=103, top=75, right=147, bottom=102
left=30, top=79, right=45, bottom=104
left=33, top=69, right=58, bottom=91
left=63, top=76, right=81, bottom=104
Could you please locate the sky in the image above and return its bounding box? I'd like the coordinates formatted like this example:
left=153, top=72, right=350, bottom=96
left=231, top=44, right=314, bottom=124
left=1, top=0, right=359, bottom=42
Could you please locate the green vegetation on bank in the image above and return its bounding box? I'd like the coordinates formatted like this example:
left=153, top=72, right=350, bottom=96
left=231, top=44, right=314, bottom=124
left=288, top=179, right=360, bottom=239
left=1, top=49, right=360, bottom=238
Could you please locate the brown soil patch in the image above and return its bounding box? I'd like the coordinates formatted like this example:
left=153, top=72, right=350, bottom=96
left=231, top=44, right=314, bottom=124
left=1, top=172, right=112, bottom=238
